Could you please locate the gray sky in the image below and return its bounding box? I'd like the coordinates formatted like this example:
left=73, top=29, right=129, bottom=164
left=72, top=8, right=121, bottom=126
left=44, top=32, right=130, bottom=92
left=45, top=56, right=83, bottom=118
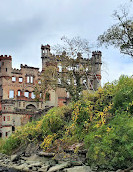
left=0, top=0, right=133, bottom=85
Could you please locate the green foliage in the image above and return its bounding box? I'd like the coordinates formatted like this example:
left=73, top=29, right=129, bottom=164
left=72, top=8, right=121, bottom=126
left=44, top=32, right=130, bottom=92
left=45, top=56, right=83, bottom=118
left=1, top=75, right=133, bottom=170
left=85, top=112, right=133, bottom=169
left=97, top=5, right=133, bottom=57
left=113, top=75, right=133, bottom=112
left=41, top=107, right=65, bottom=135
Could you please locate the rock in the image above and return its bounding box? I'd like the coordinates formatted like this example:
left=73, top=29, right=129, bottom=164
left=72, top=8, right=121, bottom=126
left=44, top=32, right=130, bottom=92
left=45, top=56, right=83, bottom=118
left=63, top=166, right=92, bottom=172
left=48, top=162, right=71, bottom=172
left=25, top=143, right=39, bottom=157
left=32, top=166, right=37, bottom=171
left=38, top=165, right=49, bottom=172
left=11, top=154, right=20, bottom=162
left=28, top=161, right=42, bottom=168
left=38, top=152, right=55, bottom=157
left=70, top=160, right=83, bottom=166
left=23, top=166, right=30, bottom=172
left=14, top=163, right=27, bottom=170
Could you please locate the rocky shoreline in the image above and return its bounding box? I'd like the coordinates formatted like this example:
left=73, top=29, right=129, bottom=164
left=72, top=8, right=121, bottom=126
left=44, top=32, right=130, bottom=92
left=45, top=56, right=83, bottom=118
left=0, top=143, right=131, bottom=172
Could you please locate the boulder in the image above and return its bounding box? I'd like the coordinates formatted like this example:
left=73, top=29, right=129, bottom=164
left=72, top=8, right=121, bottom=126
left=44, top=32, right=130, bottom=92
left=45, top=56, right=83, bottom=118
left=63, top=166, right=92, bottom=172
left=38, top=165, right=49, bottom=172
left=11, top=154, right=20, bottom=162
left=48, top=162, right=71, bottom=172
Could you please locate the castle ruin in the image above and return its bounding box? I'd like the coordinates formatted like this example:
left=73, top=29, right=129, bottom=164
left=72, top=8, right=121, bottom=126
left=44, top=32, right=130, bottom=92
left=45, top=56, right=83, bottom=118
left=0, top=45, right=102, bottom=138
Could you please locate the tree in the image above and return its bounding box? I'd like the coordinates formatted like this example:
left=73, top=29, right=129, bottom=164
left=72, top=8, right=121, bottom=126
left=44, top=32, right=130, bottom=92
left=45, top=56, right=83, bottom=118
left=35, top=36, right=92, bottom=102
left=97, top=6, right=133, bottom=57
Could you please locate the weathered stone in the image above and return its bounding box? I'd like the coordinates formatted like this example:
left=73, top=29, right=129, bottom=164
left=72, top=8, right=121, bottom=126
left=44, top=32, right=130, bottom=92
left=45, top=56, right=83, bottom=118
left=63, top=166, right=92, bottom=172
left=70, top=160, right=83, bottom=166
left=48, top=162, right=71, bottom=172
left=28, top=161, right=42, bottom=167
left=11, top=154, right=20, bottom=162
left=14, top=163, right=27, bottom=170
left=38, top=165, right=49, bottom=172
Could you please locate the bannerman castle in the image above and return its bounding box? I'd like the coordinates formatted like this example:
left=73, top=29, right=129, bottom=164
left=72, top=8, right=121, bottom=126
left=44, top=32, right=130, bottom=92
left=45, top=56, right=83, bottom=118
left=0, top=45, right=102, bottom=138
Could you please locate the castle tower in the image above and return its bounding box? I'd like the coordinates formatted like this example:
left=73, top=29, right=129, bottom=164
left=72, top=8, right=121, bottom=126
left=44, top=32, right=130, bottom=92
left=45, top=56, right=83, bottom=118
left=41, top=44, right=51, bottom=71
left=91, top=51, right=102, bottom=90
left=0, top=55, right=12, bottom=101
left=0, top=55, right=12, bottom=77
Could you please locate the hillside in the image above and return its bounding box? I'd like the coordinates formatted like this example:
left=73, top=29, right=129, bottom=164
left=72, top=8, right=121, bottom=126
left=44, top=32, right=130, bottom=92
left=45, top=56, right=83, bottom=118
left=0, top=75, right=133, bottom=171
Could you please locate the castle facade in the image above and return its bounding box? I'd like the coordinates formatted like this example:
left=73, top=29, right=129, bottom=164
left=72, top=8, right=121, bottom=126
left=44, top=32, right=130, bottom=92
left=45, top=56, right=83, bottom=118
left=0, top=45, right=102, bottom=138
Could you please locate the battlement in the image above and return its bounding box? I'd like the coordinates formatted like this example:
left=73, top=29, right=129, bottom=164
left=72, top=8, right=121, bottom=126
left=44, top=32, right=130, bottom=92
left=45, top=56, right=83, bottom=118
left=92, top=51, right=102, bottom=56
left=41, top=44, right=50, bottom=50
left=20, top=64, right=39, bottom=70
left=0, top=55, right=12, bottom=60
left=12, top=68, right=22, bottom=74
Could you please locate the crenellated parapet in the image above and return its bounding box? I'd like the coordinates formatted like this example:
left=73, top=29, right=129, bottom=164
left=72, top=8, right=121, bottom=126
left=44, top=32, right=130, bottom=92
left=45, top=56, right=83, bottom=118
left=0, top=55, right=12, bottom=60
left=20, top=64, right=39, bottom=70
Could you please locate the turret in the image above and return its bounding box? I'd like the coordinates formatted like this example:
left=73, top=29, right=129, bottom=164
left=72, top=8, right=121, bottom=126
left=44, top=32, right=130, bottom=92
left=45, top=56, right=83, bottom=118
left=0, top=55, right=12, bottom=77
left=91, top=51, right=102, bottom=90
left=41, top=44, right=51, bottom=71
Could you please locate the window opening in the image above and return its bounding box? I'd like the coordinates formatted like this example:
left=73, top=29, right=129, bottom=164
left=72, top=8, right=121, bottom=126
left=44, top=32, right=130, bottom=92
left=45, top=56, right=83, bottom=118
left=19, top=77, right=23, bottom=82
left=31, top=92, right=35, bottom=99
left=27, top=76, right=30, bottom=83
left=24, top=91, right=29, bottom=98
left=12, top=77, right=16, bottom=82
left=31, top=76, right=33, bottom=83
left=9, top=90, right=14, bottom=98
left=18, top=90, right=21, bottom=96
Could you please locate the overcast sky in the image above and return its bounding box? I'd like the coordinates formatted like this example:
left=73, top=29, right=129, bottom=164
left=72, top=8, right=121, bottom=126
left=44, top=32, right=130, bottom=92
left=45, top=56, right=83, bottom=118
left=0, top=0, right=133, bottom=86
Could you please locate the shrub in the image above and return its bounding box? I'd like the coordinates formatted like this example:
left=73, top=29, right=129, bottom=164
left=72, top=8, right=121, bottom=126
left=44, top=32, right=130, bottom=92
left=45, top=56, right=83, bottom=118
left=84, top=112, right=133, bottom=170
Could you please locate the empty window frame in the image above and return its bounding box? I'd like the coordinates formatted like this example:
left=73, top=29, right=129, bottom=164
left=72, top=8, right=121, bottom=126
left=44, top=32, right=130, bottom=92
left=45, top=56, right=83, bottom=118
left=18, top=90, right=21, bottom=96
left=9, top=90, right=14, bottom=98
left=19, top=77, right=23, bottom=83
left=24, top=91, right=29, bottom=98
left=12, top=76, right=16, bottom=82
left=31, top=92, right=35, bottom=99
left=30, top=76, right=33, bottom=83
left=58, top=65, right=62, bottom=72
left=27, top=76, right=30, bottom=83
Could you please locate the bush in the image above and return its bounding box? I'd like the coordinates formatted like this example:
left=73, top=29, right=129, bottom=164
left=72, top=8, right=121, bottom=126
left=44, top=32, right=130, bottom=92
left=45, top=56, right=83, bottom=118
left=84, top=112, right=133, bottom=170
